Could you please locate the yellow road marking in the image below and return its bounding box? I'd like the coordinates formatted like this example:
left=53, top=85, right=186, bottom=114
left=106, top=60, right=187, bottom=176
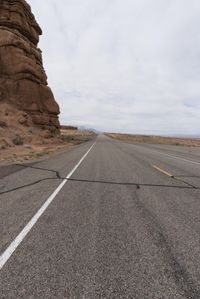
left=152, top=165, right=174, bottom=178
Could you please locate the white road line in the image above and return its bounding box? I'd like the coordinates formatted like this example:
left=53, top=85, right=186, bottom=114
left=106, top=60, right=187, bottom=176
left=154, top=150, right=200, bottom=165
left=0, top=142, right=96, bottom=270
left=125, top=142, right=200, bottom=165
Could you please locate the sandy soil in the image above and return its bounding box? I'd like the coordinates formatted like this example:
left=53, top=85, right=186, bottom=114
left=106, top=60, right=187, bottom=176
left=106, top=133, right=200, bottom=147
left=0, top=129, right=96, bottom=165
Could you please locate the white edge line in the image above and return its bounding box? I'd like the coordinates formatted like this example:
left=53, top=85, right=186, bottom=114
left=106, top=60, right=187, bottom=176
left=155, top=150, right=200, bottom=165
left=126, top=142, right=200, bottom=166
left=0, top=142, right=96, bottom=270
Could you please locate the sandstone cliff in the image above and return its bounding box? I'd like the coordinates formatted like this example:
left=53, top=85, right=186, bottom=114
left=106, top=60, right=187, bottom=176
left=0, top=0, right=60, bottom=132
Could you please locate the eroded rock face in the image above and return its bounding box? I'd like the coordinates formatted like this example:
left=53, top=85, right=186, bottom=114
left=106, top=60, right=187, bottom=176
left=0, top=0, right=60, bottom=131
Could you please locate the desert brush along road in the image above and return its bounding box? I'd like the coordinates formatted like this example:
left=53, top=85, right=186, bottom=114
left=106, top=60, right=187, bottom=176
left=0, top=135, right=200, bottom=298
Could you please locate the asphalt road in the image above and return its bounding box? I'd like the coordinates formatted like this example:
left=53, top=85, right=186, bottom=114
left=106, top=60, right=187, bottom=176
left=1, top=135, right=200, bottom=299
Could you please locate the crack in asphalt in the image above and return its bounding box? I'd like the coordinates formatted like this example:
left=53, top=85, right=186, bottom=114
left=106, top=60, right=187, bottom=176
left=0, top=164, right=199, bottom=196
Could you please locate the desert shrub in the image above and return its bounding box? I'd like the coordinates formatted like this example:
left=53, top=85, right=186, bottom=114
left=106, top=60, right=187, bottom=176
left=12, top=134, right=24, bottom=145
left=0, top=121, right=7, bottom=127
left=35, top=150, right=49, bottom=157
left=0, top=145, right=6, bottom=150
left=61, top=135, right=75, bottom=142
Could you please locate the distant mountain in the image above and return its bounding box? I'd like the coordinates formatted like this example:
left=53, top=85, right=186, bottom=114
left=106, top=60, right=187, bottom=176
left=78, top=126, right=101, bottom=134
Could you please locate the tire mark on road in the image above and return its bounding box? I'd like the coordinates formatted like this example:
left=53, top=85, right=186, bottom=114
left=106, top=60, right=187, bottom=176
left=129, top=186, right=200, bottom=299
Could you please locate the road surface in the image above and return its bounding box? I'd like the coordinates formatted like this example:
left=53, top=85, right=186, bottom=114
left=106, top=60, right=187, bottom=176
left=0, top=135, right=200, bottom=298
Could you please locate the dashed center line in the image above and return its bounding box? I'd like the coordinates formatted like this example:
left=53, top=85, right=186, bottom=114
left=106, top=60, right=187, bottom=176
left=152, top=164, right=198, bottom=189
left=152, top=165, right=174, bottom=178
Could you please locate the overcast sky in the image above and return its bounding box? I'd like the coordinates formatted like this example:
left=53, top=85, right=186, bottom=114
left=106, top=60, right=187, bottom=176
left=28, top=0, right=200, bottom=135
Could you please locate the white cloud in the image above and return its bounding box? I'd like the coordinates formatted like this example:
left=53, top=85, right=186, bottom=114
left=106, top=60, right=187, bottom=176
left=28, top=0, right=200, bottom=135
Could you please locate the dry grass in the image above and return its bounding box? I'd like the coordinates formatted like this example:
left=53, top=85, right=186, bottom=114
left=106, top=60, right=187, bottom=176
left=60, top=129, right=96, bottom=143
left=106, top=133, right=200, bottom=147
left=0, top=129, right=96, bottom=165
left=60, top=129, right=95, bottom=137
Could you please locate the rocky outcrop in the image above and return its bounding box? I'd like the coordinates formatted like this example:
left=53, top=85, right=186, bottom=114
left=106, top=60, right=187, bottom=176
left=0, top=0, right=60, bottom=131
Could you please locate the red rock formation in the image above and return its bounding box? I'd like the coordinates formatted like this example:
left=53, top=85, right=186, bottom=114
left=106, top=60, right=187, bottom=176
left=0, top=0, right=60, bottom=131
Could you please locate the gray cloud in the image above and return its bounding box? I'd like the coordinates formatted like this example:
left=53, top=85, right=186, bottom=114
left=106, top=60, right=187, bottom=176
left=28, top=0, right=200, bottom=135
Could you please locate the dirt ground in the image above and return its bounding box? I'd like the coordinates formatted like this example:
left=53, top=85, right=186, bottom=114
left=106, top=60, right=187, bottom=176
left=106, top=133, right=200, bottom=147
left=0, top=129, right=96, bottom=165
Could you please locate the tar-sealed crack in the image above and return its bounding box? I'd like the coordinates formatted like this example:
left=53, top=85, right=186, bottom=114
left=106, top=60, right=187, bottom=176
left=0, top=163, right=199, bottom=196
